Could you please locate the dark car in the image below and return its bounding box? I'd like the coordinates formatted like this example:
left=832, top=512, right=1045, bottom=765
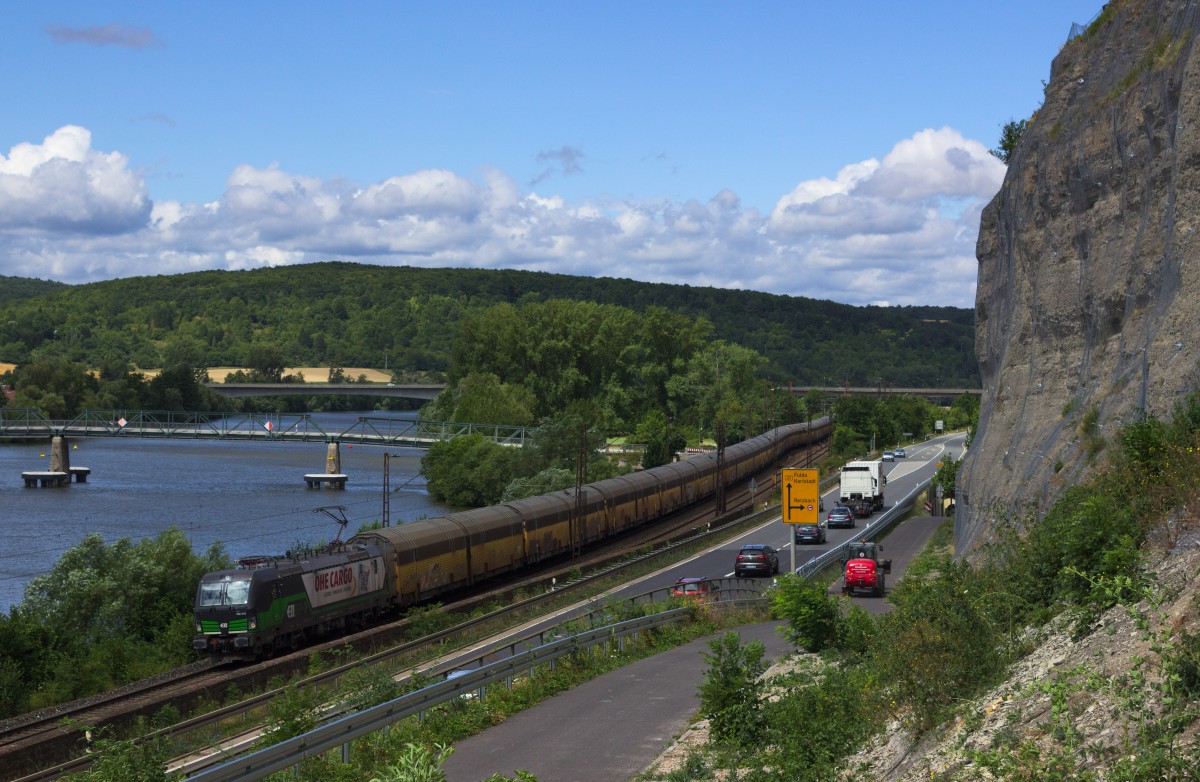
left=734, top=544, right=779, bottom=577
left=794, top=520, right=827, bottom=545
left=825, top=505, right=856, bottom=528
left=671, top=577, right=720, bottom=601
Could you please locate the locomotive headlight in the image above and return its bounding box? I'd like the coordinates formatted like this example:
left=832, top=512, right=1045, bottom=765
left=195, top=623, right=202, bottom=632
left=249, top=618, right=257, bottom=630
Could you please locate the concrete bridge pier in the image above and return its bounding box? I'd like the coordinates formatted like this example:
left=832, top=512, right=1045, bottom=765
left=50, top=436, right=69, bottom=473
left=22, top=435, right=89, bottom=487
left=304, top=441, right=347, bottom=490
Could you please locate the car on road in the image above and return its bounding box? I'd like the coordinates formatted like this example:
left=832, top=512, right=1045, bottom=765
left=734, top=544, right=779, bottom=576
left=893, top=447, right=906, bottom=458
left=882, top=451, right=895, bottom=461
left=825, top=505, right=856, bottom=528
left=671, top=577, right=720, bottom=601
left=794, top=520, right=827, bottom=545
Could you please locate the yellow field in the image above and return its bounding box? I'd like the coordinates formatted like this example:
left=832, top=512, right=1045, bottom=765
left=195, top=367, right=392, bottom=383
left=0, top=362, right=15, bottom=375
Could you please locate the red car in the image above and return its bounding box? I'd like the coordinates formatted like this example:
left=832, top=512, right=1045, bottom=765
left=670, top=577, right=720, bottom=601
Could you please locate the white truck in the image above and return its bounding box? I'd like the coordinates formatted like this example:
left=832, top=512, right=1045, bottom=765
left=839, top=459, right=886, bottom=517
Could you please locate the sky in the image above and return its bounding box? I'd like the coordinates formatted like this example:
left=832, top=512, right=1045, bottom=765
left=0, top=1, right=1104, bottom=310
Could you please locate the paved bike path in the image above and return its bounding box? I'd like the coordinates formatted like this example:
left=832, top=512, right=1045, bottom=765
left=441, top=620, right=793, bottom=782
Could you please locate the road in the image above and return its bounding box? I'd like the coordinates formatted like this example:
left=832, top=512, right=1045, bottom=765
left=441, top=435, right=964, bottom=781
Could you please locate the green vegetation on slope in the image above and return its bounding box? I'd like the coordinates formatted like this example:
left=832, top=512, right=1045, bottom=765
left=0, top=262, right=979, bottom=388
left=0, top=275, right=68, bottom=306
left=660, top=394, right=1200, bottom=780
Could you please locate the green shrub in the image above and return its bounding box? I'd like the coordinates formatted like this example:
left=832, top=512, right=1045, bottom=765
left=698, top=631, right=767, bottom=745
left=61, top=726, right=174, bottom=782
left=874, top=559, right=1011, bottom=732
left=758, top=665, right=883, bottom=781
left=769, top=574, right=842, bottom=652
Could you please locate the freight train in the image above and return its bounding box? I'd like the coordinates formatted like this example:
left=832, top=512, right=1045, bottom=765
left=193, top=417, right=832, bottom=661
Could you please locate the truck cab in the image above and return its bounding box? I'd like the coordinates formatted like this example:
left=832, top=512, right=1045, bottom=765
left=841, top=541, right=892, bottom=597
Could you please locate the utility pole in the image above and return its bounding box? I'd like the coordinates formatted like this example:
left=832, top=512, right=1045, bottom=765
left=572, top=423, right=587, bottom=558
left=382, top=453, right=390, bottom=527
left=715, top=422, right=727, bottom=516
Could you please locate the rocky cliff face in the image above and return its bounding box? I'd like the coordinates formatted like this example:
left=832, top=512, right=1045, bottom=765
left=958, top=0, right=1200, bottom=552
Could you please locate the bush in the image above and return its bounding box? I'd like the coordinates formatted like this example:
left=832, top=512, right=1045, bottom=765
left=760, top=665, right=884, bottom=781
left=769, top=574, right=842, bottom=652
left=698, top=631, right=767, bottom=745
left=873, top=558, right=1011, bottom=732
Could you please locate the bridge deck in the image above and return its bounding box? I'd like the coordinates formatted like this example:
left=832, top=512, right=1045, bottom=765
left=0, top=410, right=528, bottom=448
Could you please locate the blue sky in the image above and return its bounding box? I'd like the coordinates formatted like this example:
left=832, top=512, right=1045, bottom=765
left=1, top=1, right=1103, bottom=308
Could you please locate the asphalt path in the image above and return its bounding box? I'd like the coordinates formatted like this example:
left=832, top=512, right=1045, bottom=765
left=441, top=621, right=794, bottom=782
left=441, top=434, right=964, bottom=781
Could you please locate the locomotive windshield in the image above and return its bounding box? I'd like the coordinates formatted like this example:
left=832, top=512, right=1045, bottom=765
left=199, top=578, right=252, bottom=606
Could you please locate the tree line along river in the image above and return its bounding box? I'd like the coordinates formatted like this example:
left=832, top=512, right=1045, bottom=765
left=0, top=411, right=454, bottom=613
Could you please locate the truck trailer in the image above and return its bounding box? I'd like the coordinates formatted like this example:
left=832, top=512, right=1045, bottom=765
left=839, top=459, right=886, bottom=517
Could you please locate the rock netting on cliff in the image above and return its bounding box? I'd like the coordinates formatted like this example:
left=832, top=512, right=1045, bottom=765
left=959, top=0, right=1200, bottom=553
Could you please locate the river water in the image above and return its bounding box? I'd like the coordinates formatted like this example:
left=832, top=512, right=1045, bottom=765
left=0, top=411, right=454, bottom=613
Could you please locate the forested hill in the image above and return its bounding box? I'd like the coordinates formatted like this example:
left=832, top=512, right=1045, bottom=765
left=0, top=262, right=978, bottom=387
left=0, top=275, right=67, bottom=306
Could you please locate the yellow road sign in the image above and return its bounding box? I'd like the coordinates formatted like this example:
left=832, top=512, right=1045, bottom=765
left=781, top=468, right=819, bottom=524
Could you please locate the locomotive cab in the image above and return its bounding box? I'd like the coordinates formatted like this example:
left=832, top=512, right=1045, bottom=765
left=193, top=567, right=273, bottom=657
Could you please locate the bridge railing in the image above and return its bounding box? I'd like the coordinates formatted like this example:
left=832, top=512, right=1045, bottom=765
left=0, top=407, right=55, bottom=437
left=0, top=409, right=529, bottom=447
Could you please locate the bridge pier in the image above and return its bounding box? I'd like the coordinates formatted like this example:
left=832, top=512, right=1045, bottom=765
left=304, top=442, right=347, bottom=489
left=50, top=436, right=69, bottom=473
left=21, top=436, right=90, bottom=487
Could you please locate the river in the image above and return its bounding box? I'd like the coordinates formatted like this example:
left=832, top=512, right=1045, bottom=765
left=0, top=411, right=455, bottom=613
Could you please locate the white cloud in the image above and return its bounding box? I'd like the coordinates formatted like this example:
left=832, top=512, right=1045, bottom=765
left=0, top=126, right=151, bottom=233
left=0, top=125, right=1004, bottom=308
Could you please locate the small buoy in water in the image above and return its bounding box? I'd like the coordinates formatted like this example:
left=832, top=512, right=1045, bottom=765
left=40, top=453, right=45, bottom=457
left=73, top=444, right=78, bottom=450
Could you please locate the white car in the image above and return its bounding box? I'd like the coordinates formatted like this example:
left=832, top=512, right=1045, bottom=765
left=882, top=451, right=894, bottom=462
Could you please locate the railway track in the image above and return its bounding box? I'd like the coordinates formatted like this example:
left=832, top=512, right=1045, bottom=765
left=1, top=442, right=826, bottom=781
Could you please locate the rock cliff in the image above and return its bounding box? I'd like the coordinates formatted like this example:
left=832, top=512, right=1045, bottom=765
left=959, top=0, right=1200, bottom=552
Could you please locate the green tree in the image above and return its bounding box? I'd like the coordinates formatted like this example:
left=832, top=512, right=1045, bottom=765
left=932, top=453, right=959, bottom=502
left=990, top=118, right=1027, bottom=164
left=0, top=608, right=53, bottom=717
left=244, top=344, right=286, bottom=382
left=633, top=410, right=687, bottom=469
left=426, top=372, right=536, bottom=426
left=9, top=357, right=98, bottom=417
left=947, top=392, right=980, bottom=431
left=421, top=434, right=517, bottom=506
left=15, top=529, right=229, bottom=706
left=160, top=336, right=208, bottom=381
left=769, top=574, right=843, bottom=652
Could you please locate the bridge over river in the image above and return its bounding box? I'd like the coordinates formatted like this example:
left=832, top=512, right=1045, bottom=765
left=0, top=409, right=528, bottom=449
left=203, top=382, right=445, bottom=400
